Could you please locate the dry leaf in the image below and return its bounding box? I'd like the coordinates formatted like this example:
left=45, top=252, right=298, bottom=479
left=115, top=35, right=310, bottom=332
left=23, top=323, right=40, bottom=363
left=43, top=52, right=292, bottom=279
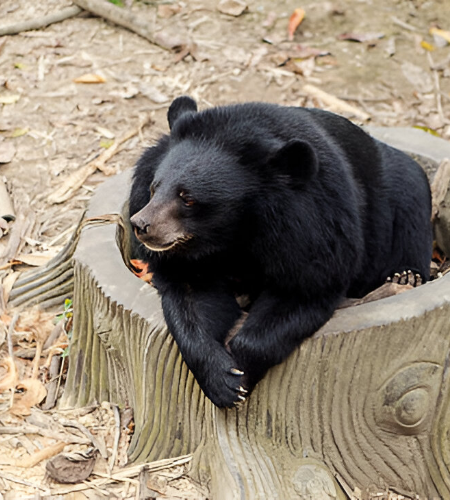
left=288, top=8, right=305, bottom=41
left=401, top=61, right=433, bottom=93
left=95, top=126, right=115, bottom=139
left=157, top=4, right=181, bottom=18
left=287, top=57, right=315, bottom=77
left=16, top=252, right=56, bottom=266
left=139, top=84, right=169, bottom=104
left=290, top=45, right=330, bottom=59
left=0, top=94, right=20, bottom=105
left=73, top=73, right=106, bottom=84
left=338, top=32, right=384, bottom=42
left=420, top=40, right=435, bottom=51
left=430, top=27, right=450, bottom=45
left=109, top=84, right=139, bottom=99
left=217, top=0, right=248, bottom=17
left=2, top=271, right=20, bottom=304
left=100, top=138, right=114, bottom=149
left=154, top=30, right=189, bottom=50
left=0, top=141, right=16, bottom=163
left=10, top=127, right=29, bottom=138
left=0, top=217, right=8, bottom=232
left=10, top=378, right=47, bottom=416
left=262, top=11, right=277, bottom=29
left=0, top=357, right=18, bottom=392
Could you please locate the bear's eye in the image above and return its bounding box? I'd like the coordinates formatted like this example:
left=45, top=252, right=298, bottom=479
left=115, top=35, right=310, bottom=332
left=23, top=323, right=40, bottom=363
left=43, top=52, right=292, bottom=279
left=179, top=190, right=195, bottom=208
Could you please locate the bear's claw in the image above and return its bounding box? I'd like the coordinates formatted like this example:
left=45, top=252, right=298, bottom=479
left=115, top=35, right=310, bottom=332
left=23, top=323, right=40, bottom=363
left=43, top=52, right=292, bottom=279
left=386, top=269, right=422, bottom=287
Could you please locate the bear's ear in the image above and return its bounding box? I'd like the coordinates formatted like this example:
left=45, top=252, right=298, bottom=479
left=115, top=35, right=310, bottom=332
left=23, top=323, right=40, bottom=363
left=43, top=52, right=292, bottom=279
left=167, top=96, right=198, bottom=130
left=270, top=139, right=318, bottom=185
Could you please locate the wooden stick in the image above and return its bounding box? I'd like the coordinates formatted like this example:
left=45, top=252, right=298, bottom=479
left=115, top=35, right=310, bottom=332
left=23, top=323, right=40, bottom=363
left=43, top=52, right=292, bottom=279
left=0, top=6, right=82, bottom=36
left=302, top=84, right=371, bottom=121
left=48, top=116, right=152, bottom=205
left=5, top=441, right=66, bottom=468
left=72, top=0, right=165, bottom=49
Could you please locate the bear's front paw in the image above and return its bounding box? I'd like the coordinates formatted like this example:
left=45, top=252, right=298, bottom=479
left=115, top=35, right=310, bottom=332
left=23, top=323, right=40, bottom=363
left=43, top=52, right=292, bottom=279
left=198, top=350, right=248, bottom=408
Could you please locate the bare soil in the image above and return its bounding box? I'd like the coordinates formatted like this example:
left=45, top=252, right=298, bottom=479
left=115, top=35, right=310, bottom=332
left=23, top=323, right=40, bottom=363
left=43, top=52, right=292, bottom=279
left=0, top=0, right=449, bottom=498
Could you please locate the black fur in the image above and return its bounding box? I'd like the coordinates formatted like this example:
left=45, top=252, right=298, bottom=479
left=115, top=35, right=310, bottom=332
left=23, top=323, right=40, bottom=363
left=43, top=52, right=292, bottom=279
left=129, top=97, right=432, bottom=408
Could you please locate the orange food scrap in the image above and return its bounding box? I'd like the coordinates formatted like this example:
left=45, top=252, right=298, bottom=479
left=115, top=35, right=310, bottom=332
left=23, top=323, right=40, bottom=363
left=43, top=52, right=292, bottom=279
left=288, top=8, right=305, bottom=41
left=130, top=259, right=153, bottom=284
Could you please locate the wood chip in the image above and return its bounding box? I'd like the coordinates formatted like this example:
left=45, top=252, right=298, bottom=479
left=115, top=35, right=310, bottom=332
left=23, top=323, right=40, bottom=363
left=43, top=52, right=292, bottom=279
left=73, top=73, right=106, bottom=84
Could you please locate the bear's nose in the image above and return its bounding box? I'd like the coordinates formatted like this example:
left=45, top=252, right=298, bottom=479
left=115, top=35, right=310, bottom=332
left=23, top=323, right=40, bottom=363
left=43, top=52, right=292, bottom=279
left=130, top=214, right=150, bottom=234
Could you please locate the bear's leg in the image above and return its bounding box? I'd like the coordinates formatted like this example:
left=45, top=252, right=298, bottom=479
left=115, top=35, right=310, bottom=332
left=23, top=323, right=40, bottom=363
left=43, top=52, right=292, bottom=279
left=229, top=290, right=341, bottom=392
left=157, top=279, right=248, bottom=408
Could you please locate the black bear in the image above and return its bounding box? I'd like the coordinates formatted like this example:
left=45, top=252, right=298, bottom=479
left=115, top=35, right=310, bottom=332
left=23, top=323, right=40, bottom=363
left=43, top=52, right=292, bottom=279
left=129, top=96, right=432, bottom=408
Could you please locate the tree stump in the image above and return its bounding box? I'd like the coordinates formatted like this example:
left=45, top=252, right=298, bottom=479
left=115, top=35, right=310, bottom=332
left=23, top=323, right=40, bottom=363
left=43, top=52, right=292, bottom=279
left=62, top=128, right=450, bottom=500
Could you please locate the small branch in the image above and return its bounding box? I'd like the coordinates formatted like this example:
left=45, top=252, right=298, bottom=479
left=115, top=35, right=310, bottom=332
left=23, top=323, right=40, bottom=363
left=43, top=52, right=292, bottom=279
left=0, top=6, right=82, bottom=36
left=391, top=16, right=419, bottom=32
left=5, top=442, right=67, bottom=468
left=302, top=84, right=371, bottom=121
left=427, top=52, right=446, bottom=125
left=72, top=0, right=166, bottom=49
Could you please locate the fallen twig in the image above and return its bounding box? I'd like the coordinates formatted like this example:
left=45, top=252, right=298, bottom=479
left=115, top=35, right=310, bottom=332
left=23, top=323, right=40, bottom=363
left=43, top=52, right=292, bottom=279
left=391, top=16, right=419, bottom=32
left=48, top=116, right=152, bottom=204
left=0, top=5, right=82, bottom=36
left=72, top=0, right=167, bottom=49
left=302, top=84, right=371, bottom=121
left=2, top=441, right=66, bottom=468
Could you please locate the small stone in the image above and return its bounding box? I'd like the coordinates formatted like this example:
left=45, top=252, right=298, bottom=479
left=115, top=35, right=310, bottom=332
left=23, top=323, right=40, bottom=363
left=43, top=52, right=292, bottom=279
left=217, top=0, right=248, bottom=17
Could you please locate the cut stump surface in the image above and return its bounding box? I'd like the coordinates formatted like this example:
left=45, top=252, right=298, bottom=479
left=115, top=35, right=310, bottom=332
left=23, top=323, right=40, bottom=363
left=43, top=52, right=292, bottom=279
left=62, top=128, right=450, bottom=500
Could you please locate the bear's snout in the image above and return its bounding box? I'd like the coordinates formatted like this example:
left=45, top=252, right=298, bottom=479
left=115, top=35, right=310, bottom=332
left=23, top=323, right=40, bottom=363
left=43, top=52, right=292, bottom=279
left=130, top=212, right=150, bottom=235
left=130, top=201, right=188, bottom=252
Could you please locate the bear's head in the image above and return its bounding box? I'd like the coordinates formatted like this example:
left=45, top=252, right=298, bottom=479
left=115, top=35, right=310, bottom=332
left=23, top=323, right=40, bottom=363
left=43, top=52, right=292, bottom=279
left=130, top=97, right=319, bottom=259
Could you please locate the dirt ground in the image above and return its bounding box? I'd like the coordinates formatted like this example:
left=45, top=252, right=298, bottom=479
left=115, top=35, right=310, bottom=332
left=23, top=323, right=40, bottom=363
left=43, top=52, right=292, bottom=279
left=0, top=0, right=449, bottom=498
